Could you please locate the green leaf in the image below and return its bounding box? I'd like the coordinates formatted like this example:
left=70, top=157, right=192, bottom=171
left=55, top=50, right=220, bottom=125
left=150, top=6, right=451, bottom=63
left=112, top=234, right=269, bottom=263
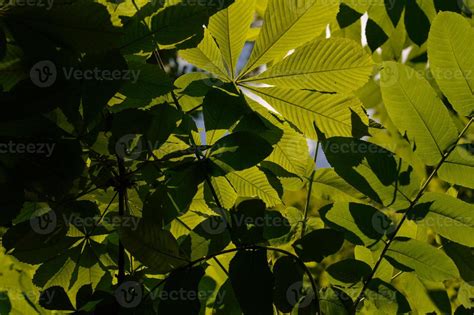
left=410, top=192, right=474, bottom=247
left=385, top=237, right=459, bottom=282
left=120, top=60, right=174, bottom=99
left=404, top=0, right=430, bottom=46
left=428, top=12, right=474, bottom=117
left=443, top=240, right=474, bottom=284
left=292, top=229, right=344, bottom=263
left=321, top=137, right=421, bottom=208
left=119, top=219, right=188, bottom=273
left=396, top=273, right=452, bottom=314
left=203, top=85, right=250, bottom=145
left=213, top=279, right=242, bottom=315
left=3, top=210, right=77, bottom=265
left=320, top=202, right=391, bottom=247
left=229, top=249, right=274, bottom=315
left=226, top=166, right=282, bottom=206
left=0, top=44, right=26, bottom=91
left=273, top=256, right=304, bottom=313
left=208, top=131, right=273, bottom=173
left=32, top=241, right=108, bottom=308
left=0, top=292, right=11, bottom=314
left=179, top=28, right=230, bottom=79
left=312, top=168, right=368, bottom=203
left=208, top=0, right=256, bottom=78
left=150, top=0, right=234, bottom=49
left=385, top=0, right=405, bottom=27
left=366, top=18, right=389, bottom=52
left=4, top=0, right=122, bottom=53
left=243, top=87, right=366, bottom=139
left=438, top=145, right=474, bottom=189
left=204, top=175, right=238, bottom=210
left=157, top=266, right=205, bottom=314
left=363, top=278, right=411, bottom=314
left=266, top=122, right=310, bottom=178
left=326, top=258, right=372, bottom=285
left=240, top=0, right=339, bottom=76
left=244, top=38, right=373, bottom=93
left=380, top=61, right=458, bottom=166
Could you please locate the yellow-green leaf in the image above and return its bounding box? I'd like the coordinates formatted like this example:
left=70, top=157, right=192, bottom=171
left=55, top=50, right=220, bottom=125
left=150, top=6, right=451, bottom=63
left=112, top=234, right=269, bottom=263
left=380, top=61, right=458, bottom=166
left=239, top=0, right=339, bottom=77
left=209, top=0, right=256, bottom=78
left=243, top=38, right=373, bottom=93
left=428, top=12, right=474, bottom=117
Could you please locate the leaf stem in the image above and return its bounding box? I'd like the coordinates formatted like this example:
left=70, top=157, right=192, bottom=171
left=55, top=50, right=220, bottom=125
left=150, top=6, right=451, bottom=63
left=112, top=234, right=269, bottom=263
left=144, top=244, right=320, bottom=312
left=301, top=137, right=319, bottom=238
left=116, top=154, right=127, bottom=285
left=352, top=117, right=473, bottom=312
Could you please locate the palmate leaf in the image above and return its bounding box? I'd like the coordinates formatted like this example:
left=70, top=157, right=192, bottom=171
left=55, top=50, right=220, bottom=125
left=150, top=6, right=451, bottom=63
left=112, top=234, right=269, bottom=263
left=239, top=0, right=339, bottom=77
left=428, top=12, right=474, bottom=117
left=179, top=28, right=230, bottom=80
left=32, top=241, right=109, bottom=308
left=243, top=86, right=366, bottom=139
left=243, top=38, right=373, bottom=93
left=410, top=192, right=474, bottom=247
left=380, top=61, right=458, bottom=166
left=208, top=0, right=256, bottom=78
left=385, top=237, right=459, bottom=282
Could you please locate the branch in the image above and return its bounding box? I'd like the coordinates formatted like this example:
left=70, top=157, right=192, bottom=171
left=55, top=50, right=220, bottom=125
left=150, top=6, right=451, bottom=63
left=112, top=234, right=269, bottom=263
left=352, top=117, right=473, bottom=312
